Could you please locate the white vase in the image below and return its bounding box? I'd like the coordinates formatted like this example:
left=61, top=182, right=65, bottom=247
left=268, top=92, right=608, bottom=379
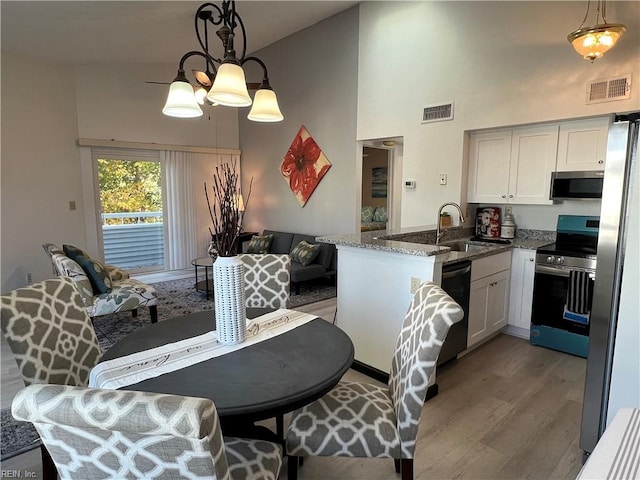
left=213, top=255, right=246, bottom=345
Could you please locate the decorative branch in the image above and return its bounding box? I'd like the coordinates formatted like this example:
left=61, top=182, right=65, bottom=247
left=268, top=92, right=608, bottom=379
left=205, top=160, right=253, bottom=257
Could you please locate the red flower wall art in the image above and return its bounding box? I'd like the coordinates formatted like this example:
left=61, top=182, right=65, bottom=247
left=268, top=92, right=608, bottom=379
left=280, top=125, right=332, bottom=207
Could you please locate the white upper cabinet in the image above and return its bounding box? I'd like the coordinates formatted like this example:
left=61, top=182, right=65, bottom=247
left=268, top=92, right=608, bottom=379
left=556, top=117, right=610, bottom=172
left=467, top=130, right=512, bottom=204
left=509, top=125, right=559, bottom=205
left=468, top=124, right=558, bottom=205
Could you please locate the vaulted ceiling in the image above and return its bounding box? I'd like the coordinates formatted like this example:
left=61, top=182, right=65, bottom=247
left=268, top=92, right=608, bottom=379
left=1, top=1, right=359, bottom=65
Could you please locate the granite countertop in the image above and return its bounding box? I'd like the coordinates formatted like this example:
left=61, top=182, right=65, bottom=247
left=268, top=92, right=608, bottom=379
left=317, top=226, right=555, bottom=264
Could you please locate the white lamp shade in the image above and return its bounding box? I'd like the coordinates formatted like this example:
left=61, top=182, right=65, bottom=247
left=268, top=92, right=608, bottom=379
left=194, top=86, right=208, bottom=105
left=207, top=63, right=252, bottom=107
left=247, top=89, right=284, bottom=122
left=163, top=81, right=203, bottom=118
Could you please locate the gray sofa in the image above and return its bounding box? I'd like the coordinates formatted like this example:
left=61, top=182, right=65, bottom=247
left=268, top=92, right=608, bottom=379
left=261, top=230, right=336, bottom=294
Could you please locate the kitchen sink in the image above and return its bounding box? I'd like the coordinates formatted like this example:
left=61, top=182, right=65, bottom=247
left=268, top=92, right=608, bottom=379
left=439, top=241, right=485, bottom=252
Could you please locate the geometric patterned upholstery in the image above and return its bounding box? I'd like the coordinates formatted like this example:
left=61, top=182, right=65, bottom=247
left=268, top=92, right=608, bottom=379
left=49, top=248, right=158, bottom=323
left=12, top=384, right=283, bottom=480
left=286, top=281, right=464, bottom=479
left=238, top=254, right=290, bottom=309
left=0, top=277, right=102, bottom=387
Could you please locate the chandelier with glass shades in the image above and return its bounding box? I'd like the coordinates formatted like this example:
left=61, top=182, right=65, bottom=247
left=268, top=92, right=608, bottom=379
left=567, top=0, right=626, bottom=62
left=162, top=1, right=283, bottom=122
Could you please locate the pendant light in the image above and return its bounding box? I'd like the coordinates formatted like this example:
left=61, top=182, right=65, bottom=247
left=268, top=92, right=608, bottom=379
left=567, top=0, right=626, bottom=62
left=163, top=1, right=283, bottom=122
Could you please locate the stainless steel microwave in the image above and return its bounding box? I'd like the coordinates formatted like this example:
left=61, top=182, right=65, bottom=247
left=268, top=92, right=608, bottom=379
left=550, top=171, right=604, bottom=200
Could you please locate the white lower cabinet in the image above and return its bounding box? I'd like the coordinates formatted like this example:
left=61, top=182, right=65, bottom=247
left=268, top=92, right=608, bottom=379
left=468, top=252, right=511, bottom=348
left=507, top=248, right=536, bottom=339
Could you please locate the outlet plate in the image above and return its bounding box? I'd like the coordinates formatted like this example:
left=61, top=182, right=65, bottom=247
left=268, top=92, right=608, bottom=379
left=410, top=276, right=421, bottom=294
left=439, top=174, right=447, bottom=185
left=26, top=273, right=32, bottom=284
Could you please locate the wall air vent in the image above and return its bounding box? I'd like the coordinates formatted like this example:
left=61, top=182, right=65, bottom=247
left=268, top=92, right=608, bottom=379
left=586, top=74, right=632, bottom=105
left=421, top=102, right=454, bottom=124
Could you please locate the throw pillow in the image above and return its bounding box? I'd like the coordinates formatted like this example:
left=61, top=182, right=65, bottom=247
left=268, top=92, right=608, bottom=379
left=361, top=206, right=375, bottom=223
left=290, top=240, right=321, bottom=267
left=373, top=206, right=388, bottom=223
left=63, top=245, right=113, bottom=294
left=247, top=234, right=274, bottom=254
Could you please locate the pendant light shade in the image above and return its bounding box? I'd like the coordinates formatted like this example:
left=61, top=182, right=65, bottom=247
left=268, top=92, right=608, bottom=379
left=568, top=24, right=626, bottom=61
left=162, top=81, right=203, bottom=118
left=207, top=63, right=252, bottom=107
left=247, top=89, right=284, bottom=122
left=567, top=1, right=626, bottom=62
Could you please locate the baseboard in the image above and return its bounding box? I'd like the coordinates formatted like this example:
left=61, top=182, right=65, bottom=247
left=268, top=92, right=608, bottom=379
left=502, top=325, right=530, bottom=340
left=351, top=360, right=389, bottom=383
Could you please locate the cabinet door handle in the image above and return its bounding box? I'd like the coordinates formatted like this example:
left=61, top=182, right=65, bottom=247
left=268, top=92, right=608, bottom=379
left=529, top=258, right=534, bottom=262
left=502, top=195, right=507, bottom=198
left=598, top=160, right=604, bottom=164
left=509, top=195, right=514, bottom=198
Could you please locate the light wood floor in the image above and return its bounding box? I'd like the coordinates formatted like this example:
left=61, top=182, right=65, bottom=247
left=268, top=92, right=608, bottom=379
left=1, top=296, right=586, bottom=479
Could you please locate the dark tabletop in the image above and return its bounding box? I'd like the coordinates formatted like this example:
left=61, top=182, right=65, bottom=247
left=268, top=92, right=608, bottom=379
left=99, top=309, right=354, bottom=422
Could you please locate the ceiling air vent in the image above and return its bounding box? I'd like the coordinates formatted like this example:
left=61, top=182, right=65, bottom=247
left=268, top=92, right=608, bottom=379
left=586, top=74, right=632, bottom=105
left=421, top=102, right=454, bottom=124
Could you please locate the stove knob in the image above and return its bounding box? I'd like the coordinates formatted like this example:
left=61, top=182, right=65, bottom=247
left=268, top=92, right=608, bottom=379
left=547, top=256, right=554, bottom=264
left=555, top=256, right=565, bottom=265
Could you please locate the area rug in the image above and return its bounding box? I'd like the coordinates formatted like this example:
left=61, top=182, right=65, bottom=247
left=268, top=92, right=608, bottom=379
left=1, top=277, right=336, bottom=461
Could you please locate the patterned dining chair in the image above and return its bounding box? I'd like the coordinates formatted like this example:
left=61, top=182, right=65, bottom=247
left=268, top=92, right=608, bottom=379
left=1, top=276, right=103, bottom=480
left=285, top=281, right=464, bottom=480
left=12, top=384, right=283, bottom=480
left=238, top=253, right=291, bottom=308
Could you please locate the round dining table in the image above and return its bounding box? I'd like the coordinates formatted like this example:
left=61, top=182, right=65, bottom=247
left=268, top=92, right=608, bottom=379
left=99, top=308, right=354, bottom=438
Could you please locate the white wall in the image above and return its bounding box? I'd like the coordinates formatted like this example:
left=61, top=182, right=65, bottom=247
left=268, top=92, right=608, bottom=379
left=74, top=64, right=239, bottom=149
left=1, top=53, right=87, bottom=292
left=357, top=1, right=640, bottom=229
left=238, top=6, right=359, bottom=236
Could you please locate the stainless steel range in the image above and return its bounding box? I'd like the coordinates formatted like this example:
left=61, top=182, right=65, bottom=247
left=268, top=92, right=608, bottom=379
left=530, top=215, right=599, bottom=358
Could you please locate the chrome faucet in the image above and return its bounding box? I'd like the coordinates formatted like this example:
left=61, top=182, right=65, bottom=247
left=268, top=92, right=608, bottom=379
left=436, top=202, right=465, bottom=245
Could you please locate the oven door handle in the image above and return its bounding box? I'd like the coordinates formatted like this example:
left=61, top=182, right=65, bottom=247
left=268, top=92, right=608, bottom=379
left=535, top=264, right=595, bottom=279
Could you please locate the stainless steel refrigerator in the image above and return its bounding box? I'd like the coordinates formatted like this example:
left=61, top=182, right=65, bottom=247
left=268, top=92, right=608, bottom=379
left=580, top=112, right=640, bottom=456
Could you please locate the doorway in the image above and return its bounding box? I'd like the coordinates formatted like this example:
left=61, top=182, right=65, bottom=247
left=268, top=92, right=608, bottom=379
left=361, top=147, right=390, bottom=231
left=359, top=139, right=403, bottom=232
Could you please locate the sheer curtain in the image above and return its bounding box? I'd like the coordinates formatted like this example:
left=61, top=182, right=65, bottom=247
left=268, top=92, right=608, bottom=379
left=161, top=151, right=198, bottom=270
left=161, top=151, right=240, bottom=270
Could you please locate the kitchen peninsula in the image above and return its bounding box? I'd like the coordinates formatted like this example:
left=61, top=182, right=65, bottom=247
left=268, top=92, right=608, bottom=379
left=318, top=226, right=552, bottom=379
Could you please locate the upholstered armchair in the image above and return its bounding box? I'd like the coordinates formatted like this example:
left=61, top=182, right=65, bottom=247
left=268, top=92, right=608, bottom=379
left=286, top=281, right=464, bottom=480
left=12, top=384, right=283, bottom=480
left=42, top=243, right=158, bottom=323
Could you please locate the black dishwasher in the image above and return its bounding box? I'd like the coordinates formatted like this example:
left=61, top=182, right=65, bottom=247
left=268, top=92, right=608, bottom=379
left=438, top=260, right=471, bottom=366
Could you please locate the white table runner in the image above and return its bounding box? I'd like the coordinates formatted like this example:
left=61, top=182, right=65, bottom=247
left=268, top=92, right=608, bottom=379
left=89, top=309, right=317, bottom=390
